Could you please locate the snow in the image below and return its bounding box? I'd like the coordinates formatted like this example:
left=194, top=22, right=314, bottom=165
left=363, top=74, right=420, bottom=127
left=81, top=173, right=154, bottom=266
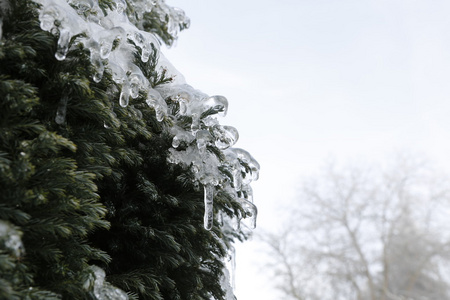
left=33, top=0, right=259, bottom=232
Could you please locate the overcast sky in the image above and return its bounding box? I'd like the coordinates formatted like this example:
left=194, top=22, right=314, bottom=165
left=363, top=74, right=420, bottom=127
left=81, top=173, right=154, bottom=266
left=164, top=1, right=450, bottom=298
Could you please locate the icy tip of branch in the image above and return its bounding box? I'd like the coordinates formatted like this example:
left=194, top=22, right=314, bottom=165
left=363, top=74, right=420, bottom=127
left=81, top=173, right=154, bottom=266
left=85, top=265, right=128, bottom=300
left=35, top=0, right=260, bottom=233
left=0, top=220, right=24, bottom=258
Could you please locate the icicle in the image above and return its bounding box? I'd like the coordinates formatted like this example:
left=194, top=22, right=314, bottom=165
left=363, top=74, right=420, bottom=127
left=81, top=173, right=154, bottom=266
left=220, top=267, right=236, bottom=300
left=119, top=88, right=129, bottom=107
left=203, top=184, right=214, bottom=230
left=55, top=29, right=71, bottom=60
left=238, top=198, right=257, bottom=229
left=55, top=95, right=68, bottom=124
left=34, top=0, right=260, bottom=235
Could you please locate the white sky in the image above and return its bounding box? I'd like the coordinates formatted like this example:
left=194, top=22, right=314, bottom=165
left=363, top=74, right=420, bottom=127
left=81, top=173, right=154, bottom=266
left=164, top=1, right=450, bottom=299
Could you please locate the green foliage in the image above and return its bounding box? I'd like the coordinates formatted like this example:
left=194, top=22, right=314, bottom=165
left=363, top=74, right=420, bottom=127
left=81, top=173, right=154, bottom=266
left=1, top=0, right=247, bottom=299
left=0, top=1, right=110, bottom=298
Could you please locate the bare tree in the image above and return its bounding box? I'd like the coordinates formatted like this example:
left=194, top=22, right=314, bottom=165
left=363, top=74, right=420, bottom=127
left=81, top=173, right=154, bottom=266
left=262, top=157, right=450, bottom=300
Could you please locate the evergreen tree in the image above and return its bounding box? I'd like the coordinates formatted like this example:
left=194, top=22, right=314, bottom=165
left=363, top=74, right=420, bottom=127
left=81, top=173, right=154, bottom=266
left=0, top=0, right=258, bottom=299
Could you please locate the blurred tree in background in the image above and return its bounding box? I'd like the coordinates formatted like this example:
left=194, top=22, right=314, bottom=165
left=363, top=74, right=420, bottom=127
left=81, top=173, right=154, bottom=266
left=263, top=156, right=450, bottom=300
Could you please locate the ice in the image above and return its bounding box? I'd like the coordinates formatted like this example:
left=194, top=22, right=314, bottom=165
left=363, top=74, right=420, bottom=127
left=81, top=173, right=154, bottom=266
left=146, top=89, right=167, bottom=121
left=196, top=130, right=212, bottom=154
left=55, top=94, right=68, bottom=124
left=220, top=268, right=236, bottom=300
left=203, top=95, right=228, bottom=117
left=55, top=29, right=71, bottom=60
left=212, top=125, right=239, bottom=150
left=203, top=184, right=214, bottom=230
left=230, top=148, right=260, bottom=182
left=129, top=74, right=141, bottom=98
left=119, top=89, right=129, bottom=107
left=227, top=245, right=236, bottom=290
left=238, top=198, right=257, bottom=229
left=36, top=0, right=259, bottom=234
left=86, top=266, right=128, bottom=300
left=35, top=0, right=182, bottom=107
left=0, top=220, right=24, bottom=258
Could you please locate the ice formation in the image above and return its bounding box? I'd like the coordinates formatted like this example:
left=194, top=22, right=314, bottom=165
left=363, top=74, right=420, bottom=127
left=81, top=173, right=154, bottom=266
left=33, top=0, right=259, bottom=231
left=0, top=220, right=24, bottom=258
left=85, top=265, right=128, bottom=300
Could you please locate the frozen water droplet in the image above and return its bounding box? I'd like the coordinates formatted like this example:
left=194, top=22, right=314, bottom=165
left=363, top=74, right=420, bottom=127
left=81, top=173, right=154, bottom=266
left=213, top=125, right=239, bottom=150
left=204, top=95, right=228, bottom=117
left=192, top=164, right=200, bottom=173
left=250, top=158, right=260, bottom=181
left=146, top=89, right=167, bottom=121
left=90, top=49, right=104, bottom=82
left=119, top=89, right=129, bottom=107
left=238, top=198, right=257, bottom=229
left=203, top=184, right=214, bottom=230
left=133, top=31, right=145, bottom=47
left=110, top=62, right=126, bottom=84
left=172, top=136, right=180, bottom=148
left=115, top=0, right=127, bottom=14
left=141, top=44, right=151, bottom=62
left=129, top=75, right=141, bottom=99
left=93, top=72, right=102, bottom=83
left=39, top=6, right=58, bottom=32
left=99, top=39, right=112, bottom=59
left=191, top=115, right=200, bottom=133
left=196, top=130, right=212, bottom=154
left=231, top=148, right=260, bottom=182
left=55, top=95, right=68, bottom=124
left=179, top=100, right=188, bottom=115
left=55, top=29, right=71, bottom=61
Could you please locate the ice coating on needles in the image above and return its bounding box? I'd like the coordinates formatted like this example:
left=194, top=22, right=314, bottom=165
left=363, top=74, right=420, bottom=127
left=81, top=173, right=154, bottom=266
left=0, top=220, right=24, bottom=258
left=85, top=266, right=128, bottom=300
left=34, top=0, right=259, bottom=231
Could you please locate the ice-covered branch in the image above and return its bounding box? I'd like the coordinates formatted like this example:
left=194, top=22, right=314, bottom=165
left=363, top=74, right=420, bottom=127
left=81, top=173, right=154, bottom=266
left=34, top=0, right=259, bottom=231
